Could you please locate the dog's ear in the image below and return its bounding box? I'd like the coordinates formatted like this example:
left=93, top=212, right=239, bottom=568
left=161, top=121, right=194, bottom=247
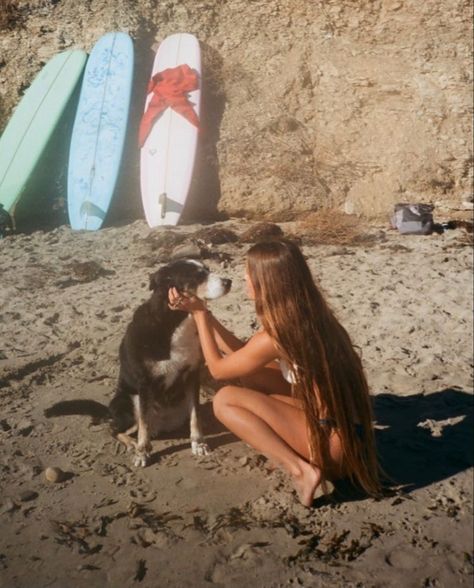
left=149, top=266, right=172, bottom=291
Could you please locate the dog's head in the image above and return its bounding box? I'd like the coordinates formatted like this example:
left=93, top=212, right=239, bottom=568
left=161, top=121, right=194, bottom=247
left=149, top=259, right=232, bottom=300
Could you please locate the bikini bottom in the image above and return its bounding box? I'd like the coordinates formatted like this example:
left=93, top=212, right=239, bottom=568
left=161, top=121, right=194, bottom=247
left=318, top=418, right=365, bottom=440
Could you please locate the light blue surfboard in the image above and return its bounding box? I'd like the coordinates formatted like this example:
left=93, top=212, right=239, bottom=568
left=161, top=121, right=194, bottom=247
left=67, top=32, right=134, bottom=230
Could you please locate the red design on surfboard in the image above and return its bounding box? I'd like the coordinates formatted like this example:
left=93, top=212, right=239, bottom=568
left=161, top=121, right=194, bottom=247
left=139, top=64, right=199, bottom=147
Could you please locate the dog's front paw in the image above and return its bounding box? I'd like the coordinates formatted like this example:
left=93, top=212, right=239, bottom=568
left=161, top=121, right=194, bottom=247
left=191, top=440, right=211, bottom=456
left=132, top=449, right=151, bottom=468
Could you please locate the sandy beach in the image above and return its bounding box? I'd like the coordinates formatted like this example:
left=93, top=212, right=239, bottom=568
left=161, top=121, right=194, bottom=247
left=0, top=0, right=472, bottom=585
left=0, top=218, right=472, bottom=587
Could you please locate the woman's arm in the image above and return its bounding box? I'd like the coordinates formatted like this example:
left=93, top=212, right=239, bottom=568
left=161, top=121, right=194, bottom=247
left=208, top=313, right=245, bottom=355
left=168, top=288, right=278, bottom=381
left=194, top=310, right=278, bottom=380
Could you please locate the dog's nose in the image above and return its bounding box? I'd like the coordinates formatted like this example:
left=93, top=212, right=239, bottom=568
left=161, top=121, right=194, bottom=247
left=223, top=278, right=232, bottom=291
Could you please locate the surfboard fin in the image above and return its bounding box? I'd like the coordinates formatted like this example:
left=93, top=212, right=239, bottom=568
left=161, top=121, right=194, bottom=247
left=159, top=192, right=167, bottom=219
left=80, top=201, right=106, bottom=221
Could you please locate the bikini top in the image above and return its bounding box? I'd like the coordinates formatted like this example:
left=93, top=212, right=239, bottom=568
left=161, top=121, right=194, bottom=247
left=279, top=358, right=298, bottom=384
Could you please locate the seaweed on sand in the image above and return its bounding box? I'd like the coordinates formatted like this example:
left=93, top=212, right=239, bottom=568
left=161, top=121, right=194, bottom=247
left=51, top=518, right=103, bottom=555
left=127, top=501, right=183, bottom=534
left=287, top=522, right=387, bottom=566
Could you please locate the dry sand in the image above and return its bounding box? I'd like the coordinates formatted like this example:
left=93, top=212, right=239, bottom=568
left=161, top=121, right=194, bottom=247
left=0, top=219, right=472, bottom=587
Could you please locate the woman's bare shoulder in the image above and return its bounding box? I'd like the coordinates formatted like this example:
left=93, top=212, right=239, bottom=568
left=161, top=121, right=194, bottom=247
left=248, top=330, right=279, bottom=354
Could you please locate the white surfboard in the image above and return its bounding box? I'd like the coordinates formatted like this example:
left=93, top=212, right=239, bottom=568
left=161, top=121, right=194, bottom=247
left=140, top=33, right=201, bottom=227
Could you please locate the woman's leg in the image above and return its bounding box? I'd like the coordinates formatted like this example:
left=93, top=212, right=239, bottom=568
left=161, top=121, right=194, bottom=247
left=213, top=386, right=342, bottom=506
left=240, top=367, right=292, bottom=396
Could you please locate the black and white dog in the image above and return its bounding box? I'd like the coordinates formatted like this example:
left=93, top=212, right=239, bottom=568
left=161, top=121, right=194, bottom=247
left=45, top=259, right=231, bottom=467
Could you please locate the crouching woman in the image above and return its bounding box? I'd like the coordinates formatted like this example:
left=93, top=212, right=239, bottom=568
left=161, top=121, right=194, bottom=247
left=169, top=239, right=382, bottom=506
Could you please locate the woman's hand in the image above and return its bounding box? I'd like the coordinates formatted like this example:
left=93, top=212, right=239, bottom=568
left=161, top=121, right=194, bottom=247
left=168, top=287, right=208, bottom=314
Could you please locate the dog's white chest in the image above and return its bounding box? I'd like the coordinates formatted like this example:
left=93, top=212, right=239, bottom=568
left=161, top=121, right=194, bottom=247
left=170, top=315, right=201, bottom=366
left=146, top=316, right=201, bottom=387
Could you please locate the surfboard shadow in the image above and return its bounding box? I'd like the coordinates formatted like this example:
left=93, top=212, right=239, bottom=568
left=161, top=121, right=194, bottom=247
left=106, top=28, right=158, bottom=227
left=182, top=41, right=227, bottom=223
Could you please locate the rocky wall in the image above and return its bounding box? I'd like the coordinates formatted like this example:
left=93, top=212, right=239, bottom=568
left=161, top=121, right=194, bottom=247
left=0, top=0, right=472, bottom=221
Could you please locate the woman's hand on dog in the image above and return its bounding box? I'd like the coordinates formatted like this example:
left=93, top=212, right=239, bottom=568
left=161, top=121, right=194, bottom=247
left=168, top=287, right=207, bottom=314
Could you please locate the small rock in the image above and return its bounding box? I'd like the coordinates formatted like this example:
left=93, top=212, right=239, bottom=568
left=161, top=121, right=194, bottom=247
left=138, top=527, right=156, bottom=546
left=238, top=456, right=249, bottom=466
left=44, top=466, right=66, bottom=483
left=18, top=490, right=38, bottom=502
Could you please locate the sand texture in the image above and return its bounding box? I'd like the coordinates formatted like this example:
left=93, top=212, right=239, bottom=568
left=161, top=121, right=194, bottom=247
left=0, top=220, right=472, bottom=587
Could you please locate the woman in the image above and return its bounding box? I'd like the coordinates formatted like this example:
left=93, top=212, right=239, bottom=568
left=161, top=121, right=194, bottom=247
left=168, top=239, right=381, bottom=506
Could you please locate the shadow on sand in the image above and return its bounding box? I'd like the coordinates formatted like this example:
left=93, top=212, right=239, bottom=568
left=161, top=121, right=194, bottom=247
left=147, top=387, right=473, bottom=505
left=373, top=387, right=473, bottom=489
left=324, top=386, right=473, bottom=505
left=205, top=386, right=473, bottom=506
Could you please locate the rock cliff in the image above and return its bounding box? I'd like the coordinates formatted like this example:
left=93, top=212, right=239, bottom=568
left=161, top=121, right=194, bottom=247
left=1, top=0, right=472, bottom=221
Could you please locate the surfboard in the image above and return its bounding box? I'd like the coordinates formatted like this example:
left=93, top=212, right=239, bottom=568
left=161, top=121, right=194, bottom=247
left=67, top=32, right=134, bottom=231
left=140, top=33, right=201, bottom=227
left=0, top=50, right=87, bottom=218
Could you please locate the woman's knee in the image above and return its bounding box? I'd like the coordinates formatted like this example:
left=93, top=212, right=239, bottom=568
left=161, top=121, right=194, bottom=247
left=213, top=385, right=238, bottom=421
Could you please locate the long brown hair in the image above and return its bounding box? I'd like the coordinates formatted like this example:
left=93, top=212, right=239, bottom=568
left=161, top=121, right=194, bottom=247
left=246, top=239, right=382, bottom=496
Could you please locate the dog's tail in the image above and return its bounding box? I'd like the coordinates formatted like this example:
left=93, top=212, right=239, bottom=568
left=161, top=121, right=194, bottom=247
left=44, top=400, right=110, bottom=421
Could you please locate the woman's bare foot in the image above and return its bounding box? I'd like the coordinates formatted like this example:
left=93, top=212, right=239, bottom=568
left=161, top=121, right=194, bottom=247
left=291, top=461, right=322, bottom=507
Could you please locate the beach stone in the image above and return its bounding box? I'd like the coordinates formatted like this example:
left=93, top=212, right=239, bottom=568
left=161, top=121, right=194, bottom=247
left=44, top=466, right=66, bottom=483
left=138, top=527, right=156, bottom=546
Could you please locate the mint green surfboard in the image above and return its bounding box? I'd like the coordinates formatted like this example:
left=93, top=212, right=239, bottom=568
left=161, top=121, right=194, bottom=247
left=0, top=50, right=87, bottom=217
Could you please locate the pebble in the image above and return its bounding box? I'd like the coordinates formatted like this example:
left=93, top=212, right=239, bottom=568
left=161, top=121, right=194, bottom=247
left=138, top=527, right=156, bottom=546
left=44, top=466, right=66, bottom=483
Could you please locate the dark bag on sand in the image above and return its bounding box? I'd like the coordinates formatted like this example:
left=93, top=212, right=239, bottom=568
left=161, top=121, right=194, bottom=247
left=390, top=203, right=434, bottom=235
